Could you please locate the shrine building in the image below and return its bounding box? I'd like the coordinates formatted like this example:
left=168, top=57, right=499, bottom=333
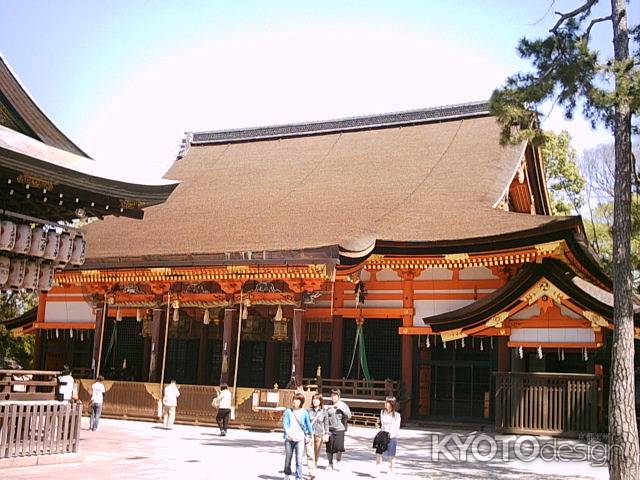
left=33, top=99, right=640, bottom=429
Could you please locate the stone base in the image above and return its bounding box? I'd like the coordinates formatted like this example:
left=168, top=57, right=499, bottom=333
left=0, top=452, right=83, bottom=469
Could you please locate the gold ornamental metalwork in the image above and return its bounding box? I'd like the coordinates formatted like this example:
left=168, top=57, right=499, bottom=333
left=440, top=328, right=467, bottom=342
left=485, top=312, right=509, bottom=328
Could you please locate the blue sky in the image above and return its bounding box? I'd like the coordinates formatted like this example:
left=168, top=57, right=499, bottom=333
left=0, top=1, right=636, bottom=181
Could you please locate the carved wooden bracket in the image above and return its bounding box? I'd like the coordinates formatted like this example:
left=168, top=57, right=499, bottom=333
left=284, top=278, right=325, bottom=293
left=149, top=282, right=172, bottom=295
left=395, top=269, right=422, bottom=281
left=217, top=280, right=244, bottom=294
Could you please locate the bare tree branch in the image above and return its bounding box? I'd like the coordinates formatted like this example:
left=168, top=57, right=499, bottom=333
left=550, top=0, right=597, bottom=34
left=528, top=1, right=556, bottom=26
left=584, top=15, right=614, bottom=39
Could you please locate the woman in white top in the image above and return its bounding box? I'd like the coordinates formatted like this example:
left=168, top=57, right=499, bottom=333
left=212, top=383, right=232, bottom=436
left=377, top=396, right=401, bottom=472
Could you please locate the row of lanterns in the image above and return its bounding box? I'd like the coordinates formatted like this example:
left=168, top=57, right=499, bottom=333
left=0, top=221, right=86, bottom=266
left=0, top=257, right=54, bottom=291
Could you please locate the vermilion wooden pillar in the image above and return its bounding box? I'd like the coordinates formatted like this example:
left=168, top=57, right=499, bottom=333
left=330, top=283, right=345, bottom=379
left=92, top=300, right=106, bottom=378
left=197, top=320, right=209, bottom=384
left=401, top=336, right=413, bottom=418
left=220, top=308, right=235, bottom=385
left=497, top=336, right=509, bottom=372
left=291, top=308, right=306, bottom=386
left=330, top=315, right=344, bottom=378
left=399, top=269, right=418, bottom=419
left=148, top=308, right=164, bottom=382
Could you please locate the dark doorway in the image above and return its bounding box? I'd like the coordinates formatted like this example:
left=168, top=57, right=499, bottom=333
left=342, top=318, right=401, bottom=381
left=418, top=338, right=494, bottom=421
left=237, top=341, right=266, bottom=387
left=304, top=342, right=331, bottom=378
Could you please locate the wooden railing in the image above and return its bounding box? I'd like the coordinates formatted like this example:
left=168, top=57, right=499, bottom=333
left=0, top=401, right=82, bottom=458
left=303, top=377, right=399, bottom=400
left=0, top=370, right=60, bottom=401
left=494, top=372, right=600, bottom=437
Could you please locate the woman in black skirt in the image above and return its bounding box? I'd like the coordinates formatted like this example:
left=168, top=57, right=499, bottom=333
left=325, top=389, right=352, bottom=471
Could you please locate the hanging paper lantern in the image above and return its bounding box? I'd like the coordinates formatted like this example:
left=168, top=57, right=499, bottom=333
left=274, top=304, right=283, bottom=322
left=173, top=307, right=179, bottom=322
left=57, top=232, right=72, bottom=265
left=0, top=220, right=16, bottom=251
left=29, top=228, right=47, bottom=257
left=13, top=224, right=32, bottom=254
left=136, top=308, right=142, bottom=322
left=0, top=256, right=9, bottom=285
left=8, top=258, right=26, bottom=288
left=241, top=305, right=248, bottom=320
left=43, top=231, right=60, bottom=260
left=203, top=309, right=211, bottom=325
left=23, top=261, right=40, bottom=290
left=38, top=262, right=55, bottom=291
left=70, top=235, right=86, bottom=266
left=116, top=307, right=123, bottom=321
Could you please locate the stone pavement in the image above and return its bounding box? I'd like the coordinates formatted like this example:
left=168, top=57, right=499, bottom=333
left=3, top=417, right=609, bottom=480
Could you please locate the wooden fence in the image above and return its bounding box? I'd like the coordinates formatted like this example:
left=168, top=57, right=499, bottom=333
left=303, top=377, right=401, bottom=410
left=0, top=401, right=82, bottom=458
left=494, top=372, right=600, bottom=437
left=0, top=370, right=60, bottom=401
left=77, top=380, right=290, bottom=430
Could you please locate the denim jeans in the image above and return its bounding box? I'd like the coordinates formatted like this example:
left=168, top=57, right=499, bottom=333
left=284, top=439, right=305, bottom=479
left=90, top=403, right=102, bottom=430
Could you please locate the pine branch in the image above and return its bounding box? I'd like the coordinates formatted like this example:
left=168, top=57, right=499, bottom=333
left=584, top=15, right=614, bottom=39
left=550, top=0, right=597, bottom=34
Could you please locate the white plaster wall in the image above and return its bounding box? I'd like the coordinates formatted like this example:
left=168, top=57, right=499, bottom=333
left=415, top=269, right=453, bottom=281
left=45, top=300, right=94, bottom=323
left=459, top=266, right=498, bottom=280
left=510, top=328, right=595, bottom=343
left=414, top=299, right=475, bottom=326
left=377, top=268, right=401, bottom=281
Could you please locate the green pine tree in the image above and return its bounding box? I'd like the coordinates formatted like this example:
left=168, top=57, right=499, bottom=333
left=490, top=2, right=639, bottom=477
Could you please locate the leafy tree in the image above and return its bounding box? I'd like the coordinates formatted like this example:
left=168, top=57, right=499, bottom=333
left=581, top=144, right=640, bottom=289
left=490, top=2, right=639, bottom=477
left=0, top=325, right=34, bottom=369
left=540, top=130, right=586, bottom=214
left=0, top=291, right=38, bottom=368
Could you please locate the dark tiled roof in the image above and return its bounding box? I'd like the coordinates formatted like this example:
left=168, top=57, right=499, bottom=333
left=191, top=101, right=490, bottom=145
left=0, top=54, right=89, bottom=157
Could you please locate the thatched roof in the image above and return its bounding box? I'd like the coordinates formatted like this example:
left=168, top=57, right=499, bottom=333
left=83, top=102, right=566, bottom=265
